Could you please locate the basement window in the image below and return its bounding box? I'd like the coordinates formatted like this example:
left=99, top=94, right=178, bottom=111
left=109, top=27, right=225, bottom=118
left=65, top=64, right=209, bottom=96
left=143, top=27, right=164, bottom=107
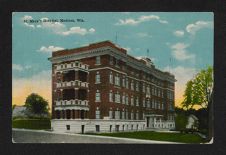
left=66, top=125, right=70, bottom=130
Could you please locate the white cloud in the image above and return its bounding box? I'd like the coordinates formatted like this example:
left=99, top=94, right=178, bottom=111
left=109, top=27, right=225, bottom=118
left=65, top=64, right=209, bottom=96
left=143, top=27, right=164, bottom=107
left=137, top=32, right=152, bottom=38
left=123, top=47, right=131, bottom=52
left=37, top=46, right=64, bottom=53
left=186, top=21, right=213, bottom=35
left=173, top=30, right=184, bottom=37
left=13, top=64, right=32, bottom=71
left=163, top=66, right=198, bottom=106
left=159, top=20, right=168, bottom=24
left=170, top=43, right=195, bottom=61
left=115, top=14, right=168, bottom=26
left=61, top=27, right=95, bottom=36
left=136, top=56, right=156, bottom=62
left=13, top=64, right=23, bottom=71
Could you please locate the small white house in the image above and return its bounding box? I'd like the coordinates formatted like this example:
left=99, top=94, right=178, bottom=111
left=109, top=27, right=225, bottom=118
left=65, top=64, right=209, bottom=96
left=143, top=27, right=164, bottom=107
left=186, top=114, right=199, bottom=129
left=12, top=105, right=27, bottom=117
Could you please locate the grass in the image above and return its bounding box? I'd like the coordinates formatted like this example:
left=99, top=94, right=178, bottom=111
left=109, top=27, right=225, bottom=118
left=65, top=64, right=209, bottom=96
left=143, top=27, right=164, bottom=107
left=12, top=119, right=51, bottom=130
left=88, top=131, right=206, bottom=143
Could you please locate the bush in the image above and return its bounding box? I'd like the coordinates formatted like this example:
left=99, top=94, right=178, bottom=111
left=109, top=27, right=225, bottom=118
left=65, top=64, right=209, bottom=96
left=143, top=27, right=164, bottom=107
left=175, top=114, right=188, bottom=132
left=12, top=119, right=51, bottom=130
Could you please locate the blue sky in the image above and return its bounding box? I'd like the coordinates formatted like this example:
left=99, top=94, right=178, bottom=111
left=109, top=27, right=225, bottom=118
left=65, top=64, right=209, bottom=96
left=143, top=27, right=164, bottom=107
left=12, top=12, right=213, bottom=107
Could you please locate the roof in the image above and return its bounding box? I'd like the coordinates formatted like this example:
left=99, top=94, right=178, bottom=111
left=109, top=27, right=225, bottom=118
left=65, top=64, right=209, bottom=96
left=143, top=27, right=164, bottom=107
left=189, top=114, right=198, bottom=120
left=52, top=40, right=127, bottom=57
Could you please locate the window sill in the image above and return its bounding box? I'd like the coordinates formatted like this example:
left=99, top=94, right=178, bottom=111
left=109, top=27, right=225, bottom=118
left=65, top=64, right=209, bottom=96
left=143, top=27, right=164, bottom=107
left=95, top=101, right=101, bottom=102
left=95, top=64, right=101, bottom=66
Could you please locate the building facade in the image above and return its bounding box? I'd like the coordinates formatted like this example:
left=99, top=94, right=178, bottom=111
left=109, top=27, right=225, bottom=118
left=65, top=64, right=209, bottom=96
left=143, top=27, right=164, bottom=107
left=49, top=40, right=176, bottom=133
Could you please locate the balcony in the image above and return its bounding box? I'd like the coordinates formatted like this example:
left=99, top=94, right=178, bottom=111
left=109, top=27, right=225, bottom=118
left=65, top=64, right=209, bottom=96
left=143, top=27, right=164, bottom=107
left=56, top=80, right=89, bottom=89
left=56, top=61, right=89, bottom=72
left=55, top=99, right=89, bottom=108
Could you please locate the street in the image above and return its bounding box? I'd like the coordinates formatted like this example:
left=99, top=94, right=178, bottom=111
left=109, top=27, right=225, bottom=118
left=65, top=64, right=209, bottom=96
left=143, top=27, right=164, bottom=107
left=12, top=128, right=179, bottom=144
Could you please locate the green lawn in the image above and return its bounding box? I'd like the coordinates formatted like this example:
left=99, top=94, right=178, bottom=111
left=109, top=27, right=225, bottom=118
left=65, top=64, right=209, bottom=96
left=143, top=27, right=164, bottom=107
left=12, top=119, right=51, bottom=130
left=89, top=131, right=205, bottom=143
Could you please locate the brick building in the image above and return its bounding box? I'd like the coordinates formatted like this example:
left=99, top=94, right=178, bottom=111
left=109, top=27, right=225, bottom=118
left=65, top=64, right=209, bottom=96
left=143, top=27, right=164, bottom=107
left=49, top=40, right=176, bottom=133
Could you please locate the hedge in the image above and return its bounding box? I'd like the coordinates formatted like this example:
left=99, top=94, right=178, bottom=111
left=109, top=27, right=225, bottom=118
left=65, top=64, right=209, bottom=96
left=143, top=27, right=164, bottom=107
left=12, top=119, right=51, bottom=130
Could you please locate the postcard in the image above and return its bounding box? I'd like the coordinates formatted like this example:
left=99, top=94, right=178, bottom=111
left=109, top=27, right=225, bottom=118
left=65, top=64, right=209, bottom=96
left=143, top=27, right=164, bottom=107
left=12, top=12, right=213, bottom=144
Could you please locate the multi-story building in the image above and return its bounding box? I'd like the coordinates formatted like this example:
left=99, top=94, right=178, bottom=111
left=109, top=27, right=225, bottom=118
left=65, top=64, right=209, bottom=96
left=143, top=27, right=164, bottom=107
left=49, top=40, right=176, bottom=133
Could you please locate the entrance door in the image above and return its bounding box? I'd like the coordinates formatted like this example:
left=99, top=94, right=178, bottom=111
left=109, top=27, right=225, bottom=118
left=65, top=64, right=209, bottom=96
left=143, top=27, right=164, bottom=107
left=146, top=117, right=149, bottom=128
left=81, top=125, right=85, bottom=134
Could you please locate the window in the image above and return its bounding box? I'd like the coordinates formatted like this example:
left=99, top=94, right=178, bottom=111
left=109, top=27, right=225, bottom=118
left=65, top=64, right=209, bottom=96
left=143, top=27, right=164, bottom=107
left=122, top=93, right=125, bottom=104
left=147, top=86, right=150, bottom=95
left=136, top=112, right=139, bottom=120
left=115, top=109, right=120, bottom=119
left=109, top=90, right=113, bottom=102
left=95, top=90, right=100, bottom=102
left=66, top=125, right=70, bottom=130
left=110, top=56, right=113, bottom=65
left=109, top=108, right=113, bottom=119
left=162, top=102, right=165, bottom=110
left=135, top=82, right=139, bottom=91
left=147, top=99, right=150, bottom=108
left=158, top=101, right=161, bottom=109
left=115, top=91, right=121, bottom=103
left=126, top=109, right=128, bottom=119
left=96, top=56, right=101, bottom=65
left=95, top=71, right=100, bottom=83
left=131, top=95, right=134, bottom=106
left=143, top=98, right=145, bottom=107
left=126, top=78, right=129, bottom=89
left=136, top=97, right=139, bottom=106
left=126, top=94, right=129, bottom=105
left=109, top=72, right=113, bottom=84
left=96, top=107, right=100, bottom=119
left=143, top=84, right=145, bottom=93
left=152, top=99, right=155, bottom=109
left=122, top=110, right=125, bottom=119
left=131, top=80, right=134, bottom=90
left=115, top=74, right=120, bottom=86
left=122, top=76, right=125, bottom=87
left=131, top=111, right=134, bottom=120
left=96, top=125, right=100, bottom=132
left=115, top=59, right=119, bottom=67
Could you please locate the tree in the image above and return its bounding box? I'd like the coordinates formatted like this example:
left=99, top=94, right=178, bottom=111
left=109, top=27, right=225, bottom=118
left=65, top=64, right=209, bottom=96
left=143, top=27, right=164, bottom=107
left=181, top=66, right=213, bottom=140
left=25, top=93, right=49, bottom=114
left=181, top=66, right=213, bottom=109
